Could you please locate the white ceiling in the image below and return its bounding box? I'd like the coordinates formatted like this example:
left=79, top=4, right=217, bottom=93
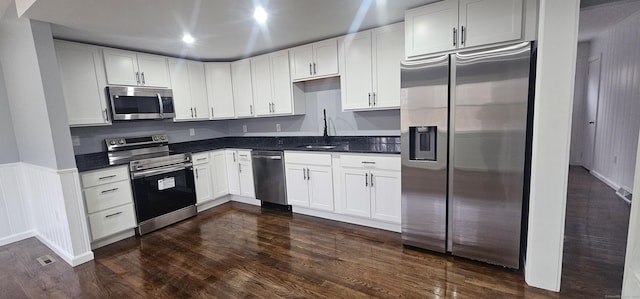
left=579, top=0, right=640, bottom=41
left=21, top=0, right=436, bottom=61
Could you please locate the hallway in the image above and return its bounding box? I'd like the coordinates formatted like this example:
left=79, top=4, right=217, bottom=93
left=560, top=166, right=631, bottom=297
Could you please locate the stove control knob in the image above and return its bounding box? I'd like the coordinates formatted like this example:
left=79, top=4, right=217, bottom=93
left=118, top=139, right=125, bottom=145
left=153, top=136, right=159, bottom=141
left=160, top=136, right=166, bottom=140
left=109, top=140, right=116, bottom=145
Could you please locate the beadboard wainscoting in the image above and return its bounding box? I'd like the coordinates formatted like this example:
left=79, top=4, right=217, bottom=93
left=0, top=163, right=32, bottom=246
left=8, top=163, right=94, bottom=266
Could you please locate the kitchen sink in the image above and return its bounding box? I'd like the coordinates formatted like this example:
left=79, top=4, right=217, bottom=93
left=302, top=145, right=337, bottom=149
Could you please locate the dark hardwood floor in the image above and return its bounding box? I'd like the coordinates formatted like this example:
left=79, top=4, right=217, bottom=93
left=560, top=166, right=631, bottom=298
left=0, top=167, right=629, bottom=298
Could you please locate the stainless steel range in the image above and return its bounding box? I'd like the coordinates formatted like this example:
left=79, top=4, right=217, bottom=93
left=105, top=134, right=196, bottom=235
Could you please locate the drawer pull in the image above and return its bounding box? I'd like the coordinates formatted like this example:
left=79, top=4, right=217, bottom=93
left=105, top=211, right=123, bottom=218
left=100, top=188, right=119, bottom=194
left=361, top=161, right=376, bottom=164
left=98, top=175, right=117, bottom=180
left=196, top=158, right=207, bottom=161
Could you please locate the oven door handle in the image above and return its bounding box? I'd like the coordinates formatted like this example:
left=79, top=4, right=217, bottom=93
left=132, top=163, right=193, bottom=179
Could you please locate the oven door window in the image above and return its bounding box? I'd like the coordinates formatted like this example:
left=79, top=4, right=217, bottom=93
left=131, top=168, right=196, bottom=223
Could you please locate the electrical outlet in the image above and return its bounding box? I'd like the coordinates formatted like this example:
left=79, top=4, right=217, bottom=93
left=243, top=124, right=248, bottom=133
left=189, top=128, right=195, bottom=136
left=71, top=136, right=80, bottom=146
left=276, top=123, right=281, bottom=132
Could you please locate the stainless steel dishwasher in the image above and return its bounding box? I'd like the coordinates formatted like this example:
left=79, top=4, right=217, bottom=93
left=252, top=150, right=288, bottom=205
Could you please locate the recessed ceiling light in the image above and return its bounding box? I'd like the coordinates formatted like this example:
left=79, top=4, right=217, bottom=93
left=254, top=6, right=268, bottom=24
left=182, top=34, right=195, bottom=44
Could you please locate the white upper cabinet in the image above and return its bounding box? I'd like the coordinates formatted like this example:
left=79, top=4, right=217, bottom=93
left=405, top=0, right=523, bottom=58
left=341, top=23, right=404, bottom=111
left=251, top=50, right=296, bottom=117
left=103, top=48, right=170, bottom=88
left=205, top=63, right=235, bottom=119
left=290, top=39, right=339, bottom=81
left=231, top=59, right=254, bottom=118
left=54, top=40, right=110, bottom=126
left=168, top=59, right=209, bottom=121
left=458, top=0, right=523, bottom=48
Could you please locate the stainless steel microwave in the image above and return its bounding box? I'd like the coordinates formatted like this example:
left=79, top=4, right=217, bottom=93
left=107, top=86, right=175, bottom=120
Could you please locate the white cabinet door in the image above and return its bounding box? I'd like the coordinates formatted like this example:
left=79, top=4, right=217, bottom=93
left=370, top=170, right=401, bottom=223
left=372, top=23, right=404, bottom=109
left=270, top=50, right=292, bottom=115
left=136, top=53, right=170, bottom=88
left=459, top=0, right=523, bottom=48
left=239, top=161, right=255, bottom=198
left=225, top=150, right=240, bottom=195
left=251, top=55, right=273, bottom=116
left=231, top=59, right=254, bottom=117
left=308, top=165, right=334, bottom=211
left=168, top=59, right=193, bottom=120
left=188, top=61, right=209, bottom=120
left=211, top=150, right=229, bottom=199
left=340, top=168, right=371, bottom=218
left=313, top=39, right=339, bottom=77
left=342, top=32, right=373, bottom=110
left=285, top=164, right=309, bottom=207
left=289, top=45, right=313, bottom=81
left=55, top=41, right=110, bottom=126
left=103, top=48, right=139, bottom=86
left=205, top=63, right=235, bottom=119
left=405, top=0, right=458, bottom=58
left=194, top=163, right=213, bottom=204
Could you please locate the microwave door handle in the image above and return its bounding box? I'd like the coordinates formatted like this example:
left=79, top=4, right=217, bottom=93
left=157, top=93, right=164, bottom=118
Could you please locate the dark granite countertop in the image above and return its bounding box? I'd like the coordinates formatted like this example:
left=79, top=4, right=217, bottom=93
left=75, top=136, right=400, bottom=172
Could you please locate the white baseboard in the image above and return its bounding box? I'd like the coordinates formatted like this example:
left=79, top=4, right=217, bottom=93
left=230, top=195, right=261, bottom=206
left=293, top=206, right=401, bottom=233
left=197, top=196, right=231, bottom=213
left=0, top=230, right=34, bottom=247
left=590, top=170, right=619, bottom=191
left=34, top=232, right=93, bottom=266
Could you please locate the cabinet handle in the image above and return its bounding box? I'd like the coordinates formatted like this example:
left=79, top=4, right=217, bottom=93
left=303, top=168, right=307, bottom=180
left=135, top=72, right=140, bottom=84
left=195, top=168, right=199, bottom=179
left=194, top=107, right=197, bottom=117
left=233, top=152, right=236, bottom=162
left=461, top=26, right=466, bottom=46
left=306, top=168, right=310, bottom=180
left=100, top=188, right=119, bottom=194
left=365, top=173, right=368, bottom=187
left=368, top=93, right=371, bottom=106
left=453, top=28, right=457, bottom=47
left=103, top=109, right=109, bottom=122
left=250, top=104, right=253, bottom=115
left=309, top=63, right=312, bottom=75
left=191, top=107, right=194, bottom=118
left=141, top=72, right=146, bottom=85
left=361, top=161, right=376, bottom=164
left=238, top=163, right=241, bottom=173
left=373, top=92, right=376, bottom=106
left=370, top=173, right=374, bottom=187
left=98, top=175, right=116, bottom=180
left=313, top=62, right=317, bottom=75
left=211, top=107, right=214, bottom=117
left=105, top=211, right=123, bottom=218
left=197, top=158, right=207, bottom=162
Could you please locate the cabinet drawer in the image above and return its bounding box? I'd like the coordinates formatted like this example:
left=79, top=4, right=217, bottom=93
left=237, top=150, right=252, bottom=162
left=88, top=203, right=137, bottom=241
left=285, top=152, right=332, bottom=166
left=81, top=166, right=129, bottom=188
left=340, top=154, right=400, bottom=171
left=192, top=152, right=210, bottom=165
left=84, top=180, right=133, bottom=213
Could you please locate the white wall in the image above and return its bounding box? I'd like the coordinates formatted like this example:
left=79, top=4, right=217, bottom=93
left=0, top=164, right=31, bottom=246
left=525, top=0, right=579, bottom=292
left=569, top=42, right=591, bottom=165
left=0, top=63, right=19, bottom=164
left=588, top=11, right=640, bottom=192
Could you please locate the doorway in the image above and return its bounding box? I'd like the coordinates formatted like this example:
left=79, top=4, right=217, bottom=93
left=582, top=55, right=601, bottom=171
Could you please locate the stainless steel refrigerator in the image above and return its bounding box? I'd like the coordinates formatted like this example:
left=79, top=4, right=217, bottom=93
left=400, top=42, right=534, bottom=269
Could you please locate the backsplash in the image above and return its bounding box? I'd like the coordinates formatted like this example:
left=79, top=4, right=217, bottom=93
left=70, top=77, right=400, bottom=155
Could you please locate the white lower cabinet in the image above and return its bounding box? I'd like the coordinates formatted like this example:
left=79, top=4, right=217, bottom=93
left=225, top=149, right=255, bottom=198
left=210, top=150, right=229, bottom=198
left=284, top=152, right=334, bottom=211
left=80, top=166, right=137, bottom=244
left=337, top=154, right=401, bottom=224
left=193, top=152, right=213, bottom=204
